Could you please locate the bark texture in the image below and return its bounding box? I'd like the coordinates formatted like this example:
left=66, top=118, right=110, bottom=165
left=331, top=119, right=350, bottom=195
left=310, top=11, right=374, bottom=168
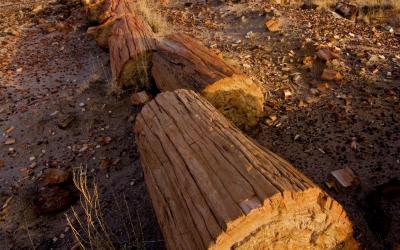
left=152, top=33, right=264, bottom=128
left=134, top=89, right=359, bottom=250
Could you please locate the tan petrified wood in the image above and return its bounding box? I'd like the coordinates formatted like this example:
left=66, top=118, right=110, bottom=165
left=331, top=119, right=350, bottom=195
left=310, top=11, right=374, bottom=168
left=134, top=89, right=359, bottom=250
left=152, top=33, right=264, bottom=128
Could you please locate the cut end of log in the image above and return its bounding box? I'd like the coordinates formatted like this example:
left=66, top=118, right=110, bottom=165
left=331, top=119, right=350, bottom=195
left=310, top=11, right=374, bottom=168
left=220, top=189, right=358, bottom=249
left=202, top=75, right=264, bottom=128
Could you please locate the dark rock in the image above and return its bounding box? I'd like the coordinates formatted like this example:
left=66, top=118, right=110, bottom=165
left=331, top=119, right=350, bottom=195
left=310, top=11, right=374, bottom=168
left=335, top=2, right=359, bottom=21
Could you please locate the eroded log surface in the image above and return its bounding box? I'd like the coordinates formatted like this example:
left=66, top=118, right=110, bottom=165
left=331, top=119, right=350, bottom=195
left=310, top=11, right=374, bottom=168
left=134, top=89, right=358, bottom=250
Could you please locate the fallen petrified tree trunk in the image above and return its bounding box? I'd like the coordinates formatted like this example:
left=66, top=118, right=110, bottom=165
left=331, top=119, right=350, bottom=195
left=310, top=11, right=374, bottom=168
left=83, top=0, right=156, bottom=89
left=82, top=0, right=131, bottom=24
left=152, top=33, right=264, bottom=128
left=109, top=14, right=156, bottom=89
left=134, top=89, right=359, bottom=250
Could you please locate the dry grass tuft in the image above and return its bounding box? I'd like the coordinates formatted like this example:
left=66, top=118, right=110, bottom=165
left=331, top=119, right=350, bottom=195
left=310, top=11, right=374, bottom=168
left=131, top=0, right=169, bottom=34
left=66, top=167, right=146, bottom=250
left=66, top=167, right=115, bottom=250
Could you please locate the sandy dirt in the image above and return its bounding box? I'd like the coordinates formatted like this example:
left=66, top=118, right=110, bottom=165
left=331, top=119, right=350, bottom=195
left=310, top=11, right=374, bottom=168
left=0, top=0, right=399, bottom=249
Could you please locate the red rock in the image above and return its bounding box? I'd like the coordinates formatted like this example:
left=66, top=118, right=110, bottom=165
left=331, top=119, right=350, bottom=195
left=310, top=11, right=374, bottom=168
left=321, top=69, right=342, bottom=81
left=316, top=48, right=339, bottom=61
left=33, top=186, right=77, bottom=215
left=131, top=91, right=152, bottom=106
left=265, top=18, right=281, bottom=32
left=42, top=168, right=71, bottom=186
left=335, top=2, right=358, bottom=21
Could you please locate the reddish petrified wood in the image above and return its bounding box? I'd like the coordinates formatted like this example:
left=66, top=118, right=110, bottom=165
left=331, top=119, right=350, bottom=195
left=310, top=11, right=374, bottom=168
left=134, top=89, right=359, bottom=250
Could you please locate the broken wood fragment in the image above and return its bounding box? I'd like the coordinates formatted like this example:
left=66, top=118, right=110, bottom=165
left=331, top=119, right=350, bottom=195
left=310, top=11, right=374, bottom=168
left=327, top=168, right=360, bottom=192
left=135, top=89, right=359, bottom=250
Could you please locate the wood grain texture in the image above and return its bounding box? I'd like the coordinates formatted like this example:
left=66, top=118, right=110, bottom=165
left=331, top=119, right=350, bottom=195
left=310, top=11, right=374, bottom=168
left=134, top=89, right=359, bottom=250
left=152, top=33, right=265, bottom=128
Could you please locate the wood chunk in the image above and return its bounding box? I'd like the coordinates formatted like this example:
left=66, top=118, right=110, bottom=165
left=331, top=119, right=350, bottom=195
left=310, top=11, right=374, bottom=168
left=58, top=115, right=76, bottom=129
left=328, top=168, right=360, bottom=192
left=134, top=89, right=359, bottom=250
left=152, top=33, right=264, bottom=128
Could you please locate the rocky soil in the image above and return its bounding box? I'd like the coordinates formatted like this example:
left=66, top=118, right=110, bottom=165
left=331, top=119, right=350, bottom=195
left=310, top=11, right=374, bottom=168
left=1, top=0, right=399, bottom=249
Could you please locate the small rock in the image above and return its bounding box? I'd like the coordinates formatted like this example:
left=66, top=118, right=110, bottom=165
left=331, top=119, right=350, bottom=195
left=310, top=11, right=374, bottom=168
left=6, top=28, right=20, bottom=37
left=58, top=115, right=76, bottom=129
left=335, top=2, right=358, bottom=21
left=33, top=186, right=77, bottom=215
left=265, top=115, right=277, bottom=126
left=242, top=63, right=251, bottom=68
left=96, top=136, right=112, bottom=146
left=5, top=126, right=15, bottom=134
left=42, top=168, right=71, bottom=186
left=130, top=91, right=152, bottom=106
left=245, top=31, right=254, bottom=39
left=265, top=18, right=282, bottom=32
left=316, top=48, right=339, bottom=61
left=321, top=69, right=342, bottom=81
left=32, top=4, right=43, bottom=14
left=4, top=138, right=16, bottom=145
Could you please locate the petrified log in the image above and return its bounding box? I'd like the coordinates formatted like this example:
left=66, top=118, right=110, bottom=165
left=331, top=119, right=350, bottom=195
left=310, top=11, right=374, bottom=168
left=109, top=14, right=156, bottom=90
left=85, top=0, right=137, bottom=49
left=134, top=89, right=359, bottom=250
left=152, top=33, right=264, bottom=128
left=82, top=0, right=135, bottom=27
